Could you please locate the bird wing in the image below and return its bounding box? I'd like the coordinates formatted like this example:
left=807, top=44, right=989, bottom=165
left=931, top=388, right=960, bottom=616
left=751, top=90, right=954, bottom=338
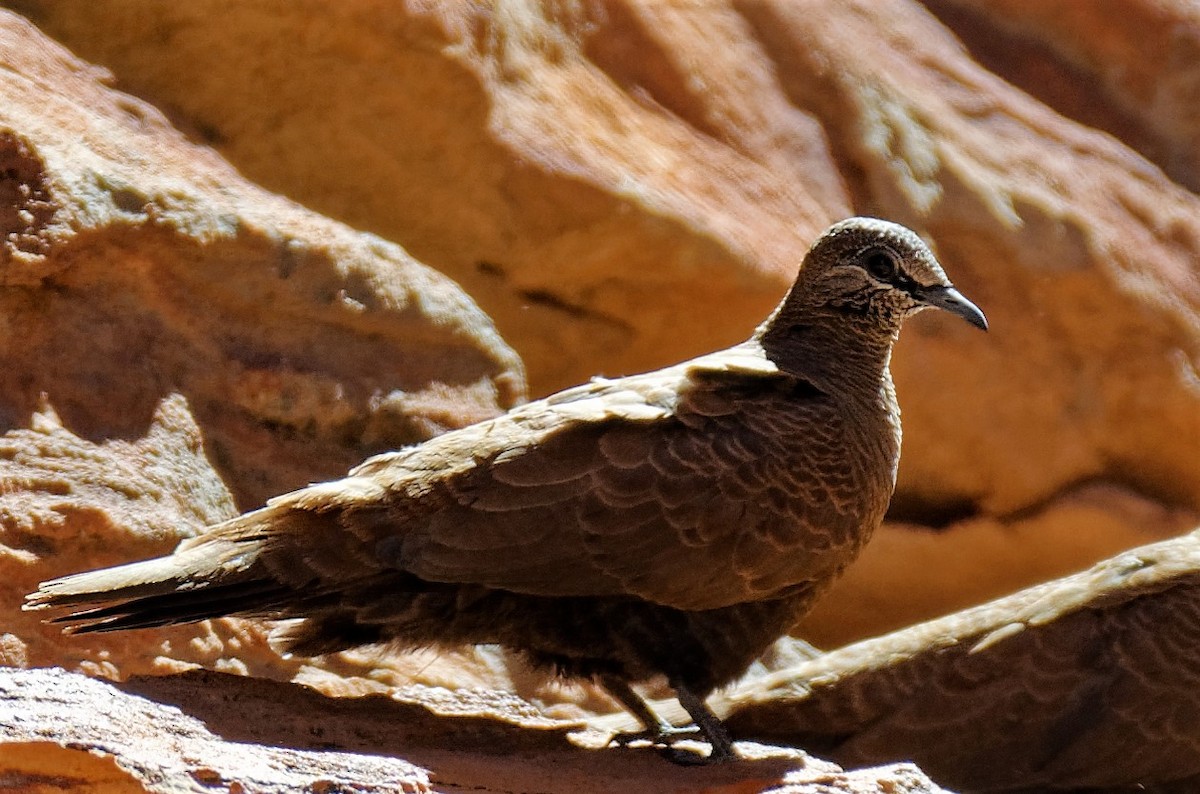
left=264, top=346, right=857, bottom=612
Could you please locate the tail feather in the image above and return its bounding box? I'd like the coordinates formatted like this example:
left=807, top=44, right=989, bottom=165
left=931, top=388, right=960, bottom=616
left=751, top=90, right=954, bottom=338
left=24, top=535, right=282, bottom=633
left=48, top=579, right=292, bottom=634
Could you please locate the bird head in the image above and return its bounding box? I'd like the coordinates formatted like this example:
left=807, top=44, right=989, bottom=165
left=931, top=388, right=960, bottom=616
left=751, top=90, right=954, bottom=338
left=786, top=217, right=988, bottom=332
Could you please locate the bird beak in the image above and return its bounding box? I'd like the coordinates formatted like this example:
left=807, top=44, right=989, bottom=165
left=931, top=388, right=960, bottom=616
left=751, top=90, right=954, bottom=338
left=917, top=285, right=988, bottom=330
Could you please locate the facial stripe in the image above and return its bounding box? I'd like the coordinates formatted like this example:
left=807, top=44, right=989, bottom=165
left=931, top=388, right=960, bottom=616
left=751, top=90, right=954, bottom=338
left=856, top=247, right=925, bottom=296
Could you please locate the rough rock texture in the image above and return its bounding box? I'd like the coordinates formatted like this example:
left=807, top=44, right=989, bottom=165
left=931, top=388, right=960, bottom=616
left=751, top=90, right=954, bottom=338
left=925, top=0, right=1200, bottom=194
left=3, top=0, right=846, bottom=400
left=7, top=0, right=1200, bottom=646
left=0, top=9, right=524, bottom=511
left=723, top=528, right=1200, bottom=792
left=0, top=1, right=1199, bottom=792
left=0, top=667, right=950, bottom=794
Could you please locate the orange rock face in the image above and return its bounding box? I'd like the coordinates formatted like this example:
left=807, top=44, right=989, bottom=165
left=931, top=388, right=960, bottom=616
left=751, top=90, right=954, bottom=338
left=725, top=528, right=1200, bottom=791
left=3, top=1, right=1200, bottom=789
left=9, top=1, right=849, bottom=397
left=0, top=667, right=950, bottom=794
left=0, top=5, right=540, bottom=717
left=0, top=10, right=525, bottom=511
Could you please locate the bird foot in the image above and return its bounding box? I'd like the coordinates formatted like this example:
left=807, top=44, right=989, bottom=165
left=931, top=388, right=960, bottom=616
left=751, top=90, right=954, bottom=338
left=660, top=742, right=735, bottom=766
left=609, top=725, right=737, bottom=765
left=608, top=723, right=702, bottom=749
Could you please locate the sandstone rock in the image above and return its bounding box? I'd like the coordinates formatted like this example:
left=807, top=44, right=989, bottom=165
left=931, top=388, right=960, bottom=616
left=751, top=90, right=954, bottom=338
left=0, top=4, right=534, bottom=702
left=724, top=527, right=1200, bottom=791
left=5, top=0, right=850, bottom=397
left=0, top=666, right=950, bottom=794
left=0, top=9, right=524, bottom=510
left=800, top=483, right=1196, bottom=646
left=729, top=0, right=1200, bottom=530
left=0, top=4, right=1197, bottom=790
left=926, top=0, right=1200, bottom=192
left=2, top=394, right=235, bottom=675
left=9, top=0, right=1200, bottom=645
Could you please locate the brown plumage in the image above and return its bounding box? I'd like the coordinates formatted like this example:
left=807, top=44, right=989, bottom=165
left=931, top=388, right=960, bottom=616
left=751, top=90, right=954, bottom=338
left=26, top=217, right=986, bottom=762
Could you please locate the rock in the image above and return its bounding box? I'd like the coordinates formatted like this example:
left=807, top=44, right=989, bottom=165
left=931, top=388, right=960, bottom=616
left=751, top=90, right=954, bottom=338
left=0, top=7, right=527, bottom=691
left=723, top=527, right=1200, bottom=791
left=800, top=483, right=1197, bottom=646
left=755, top=0, right=1200, bottom=519
left=0, top=9, right=525, bottom=510
left=5, top=0, right=849, bottom=397
left=2, top=394, right=233, bottom=675
left=1, top=4, right=1199, bottom=790
left=9, top=0, right=1200, bottom=644
left=0, top=666, right=951, bottom=794
left=924, top=0, right=1200, bottom=193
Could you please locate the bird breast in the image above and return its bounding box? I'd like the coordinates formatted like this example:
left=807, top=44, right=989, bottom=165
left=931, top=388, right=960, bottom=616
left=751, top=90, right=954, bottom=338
left=657, top=368, right=899, bottom=602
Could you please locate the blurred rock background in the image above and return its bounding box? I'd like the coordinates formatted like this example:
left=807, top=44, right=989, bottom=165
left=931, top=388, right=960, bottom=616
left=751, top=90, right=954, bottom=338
left=0, top=1, right=1198, bottom=791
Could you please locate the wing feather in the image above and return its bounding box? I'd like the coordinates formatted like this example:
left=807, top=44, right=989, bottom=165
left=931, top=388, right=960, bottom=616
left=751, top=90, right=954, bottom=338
left=249, top=348, right=878, bottom=612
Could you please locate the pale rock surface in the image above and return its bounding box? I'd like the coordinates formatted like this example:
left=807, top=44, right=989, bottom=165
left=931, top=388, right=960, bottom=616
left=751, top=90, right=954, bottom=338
left=0, top=666, right=950, bottom=794
left=0, top=0, right=542, bottom=724
left=8, top=0, right=1200, bottom=644
left=3, top=0, right=851, bottom=397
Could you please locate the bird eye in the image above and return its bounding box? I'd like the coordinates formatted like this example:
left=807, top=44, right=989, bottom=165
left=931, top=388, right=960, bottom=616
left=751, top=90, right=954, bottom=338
left=864, top=250, right=896, bottom=281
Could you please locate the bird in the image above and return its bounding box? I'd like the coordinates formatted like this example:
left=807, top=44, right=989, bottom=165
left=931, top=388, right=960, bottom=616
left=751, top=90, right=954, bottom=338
left=26, top=217, right=986, bottom=763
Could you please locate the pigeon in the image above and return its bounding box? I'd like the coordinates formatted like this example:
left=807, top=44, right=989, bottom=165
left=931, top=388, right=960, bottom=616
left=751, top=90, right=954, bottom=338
left=27, top=217, right=987, bottom=762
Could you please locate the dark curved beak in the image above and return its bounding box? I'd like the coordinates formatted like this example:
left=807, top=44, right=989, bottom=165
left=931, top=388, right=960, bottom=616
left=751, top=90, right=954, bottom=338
left=918, top=285, right=988, bottom=330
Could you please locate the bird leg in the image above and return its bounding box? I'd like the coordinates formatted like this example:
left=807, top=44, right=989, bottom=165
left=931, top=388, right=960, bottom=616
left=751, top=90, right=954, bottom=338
left=601, top=675, right=700, bottom=747
left=601, top=676, right=735, bottom=764
left=671, top=680, right=735, bottom=763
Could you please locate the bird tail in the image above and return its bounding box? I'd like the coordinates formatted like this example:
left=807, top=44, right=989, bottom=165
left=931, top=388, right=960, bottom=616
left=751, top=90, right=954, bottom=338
left=24, top=519, right=287, bottom=634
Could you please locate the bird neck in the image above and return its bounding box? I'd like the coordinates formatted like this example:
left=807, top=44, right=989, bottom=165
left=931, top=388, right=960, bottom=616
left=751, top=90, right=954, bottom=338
left=753, top=307, right=900, bottom=396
